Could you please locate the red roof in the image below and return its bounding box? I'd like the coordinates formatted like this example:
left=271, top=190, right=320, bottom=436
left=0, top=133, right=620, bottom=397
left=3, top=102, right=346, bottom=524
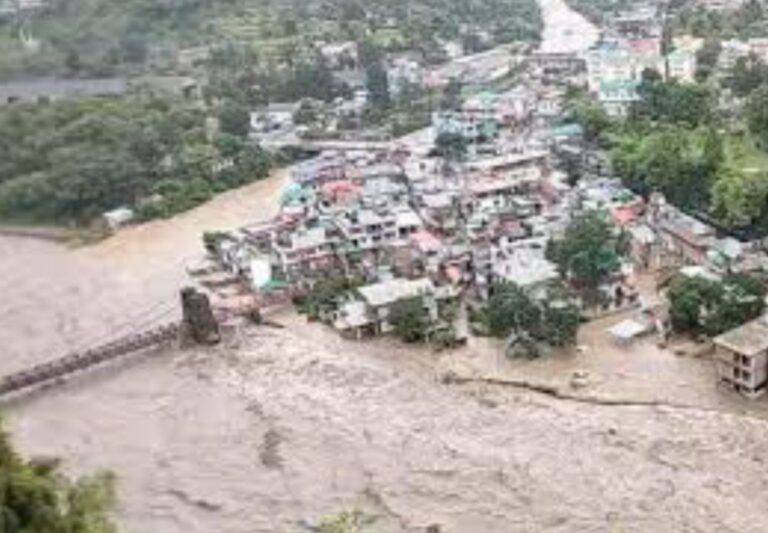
left=446, top=265, right=462, bottom=283
left=624, top=39, right=661, bottom=56
left=411, top=230, right=443, bottom=253
left=321, top=180, right=361, bottom=204
left=612, top=204, right=641, bottom=226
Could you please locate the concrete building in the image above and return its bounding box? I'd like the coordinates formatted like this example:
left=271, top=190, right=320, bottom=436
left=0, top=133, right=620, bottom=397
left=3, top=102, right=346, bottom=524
left=598, top=79, right=640, bottom=117
left=666, top=49, right=698, bottom=83
left=714, top=316, right=768, bottom=398
left=250, top=102, right=301, bottom=133
left=648, top=198, right=717, bottom=266
left=357, top=277, right=438, bottom=334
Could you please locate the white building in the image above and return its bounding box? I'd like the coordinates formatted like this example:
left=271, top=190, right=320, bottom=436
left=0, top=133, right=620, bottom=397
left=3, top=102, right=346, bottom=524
left=714, top=316, right=768, bottom=399
left=250, top=102, right=300, bottom=133
left=356, top=277, right=438, bottom=334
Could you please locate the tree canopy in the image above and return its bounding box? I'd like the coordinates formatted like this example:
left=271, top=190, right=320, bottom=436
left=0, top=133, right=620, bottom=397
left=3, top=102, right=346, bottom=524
left=546, top=210, right=626, bottom=300
left=389, top=296, right=432, bottom=343
left=0, top=95, right=271, bottom=224
left=631, top=79, right=712, bottom=128
left=668, top=274, right=766, bottom=336
left=483, top=281, right=581, bottom=350
left=0, top=421, right=117, bottom=533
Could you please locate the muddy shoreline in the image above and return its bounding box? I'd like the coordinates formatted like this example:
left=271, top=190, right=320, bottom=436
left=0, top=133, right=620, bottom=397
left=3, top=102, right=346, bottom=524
left=5, top=3, right=768, bottom=532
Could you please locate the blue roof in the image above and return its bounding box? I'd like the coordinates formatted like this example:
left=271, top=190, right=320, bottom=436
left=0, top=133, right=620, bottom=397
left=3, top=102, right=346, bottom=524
left=552, top=123, right=584, bottom=138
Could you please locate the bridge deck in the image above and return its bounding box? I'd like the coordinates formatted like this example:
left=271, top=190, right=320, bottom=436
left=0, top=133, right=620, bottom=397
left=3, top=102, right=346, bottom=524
left=0, top=323, right=180, bottom=397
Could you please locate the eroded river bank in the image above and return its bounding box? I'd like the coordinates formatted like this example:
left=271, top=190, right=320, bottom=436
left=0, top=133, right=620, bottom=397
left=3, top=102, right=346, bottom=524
left=4, top=3, right=768, bottom=532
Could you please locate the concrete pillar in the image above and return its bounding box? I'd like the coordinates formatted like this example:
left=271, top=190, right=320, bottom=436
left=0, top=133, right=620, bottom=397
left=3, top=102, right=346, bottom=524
left=181, top=287, right=221, bottom=345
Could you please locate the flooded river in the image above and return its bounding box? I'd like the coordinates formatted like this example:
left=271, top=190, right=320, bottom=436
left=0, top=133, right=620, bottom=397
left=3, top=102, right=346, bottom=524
left=4, top=4, right=768, bottom=532
left=538, top=0, right=600, bottom=54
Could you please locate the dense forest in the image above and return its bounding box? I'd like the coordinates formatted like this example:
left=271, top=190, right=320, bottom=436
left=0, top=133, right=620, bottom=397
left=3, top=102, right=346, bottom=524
left=0, top=94, right=270, bottom=223
left=672, top=0, right=768, bottom=40
left=0, top=0, right=542, bottom=225
left=568, top=69, right=768, bottom=237
left=563, top=0, right=640, bottom=25
left=0, top=0, right=541, bottom=79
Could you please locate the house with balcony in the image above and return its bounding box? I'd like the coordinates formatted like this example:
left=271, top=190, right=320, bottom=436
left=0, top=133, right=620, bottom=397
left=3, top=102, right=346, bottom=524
left=270, top=218, right=344, bottom=283
left=598, top=79, right=640, bottom=117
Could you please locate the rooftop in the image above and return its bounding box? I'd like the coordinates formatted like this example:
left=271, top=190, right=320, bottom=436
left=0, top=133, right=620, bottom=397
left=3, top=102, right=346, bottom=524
left=714, top=316, right=768, bottom=357
left=358, top=278, right=434, bottom=307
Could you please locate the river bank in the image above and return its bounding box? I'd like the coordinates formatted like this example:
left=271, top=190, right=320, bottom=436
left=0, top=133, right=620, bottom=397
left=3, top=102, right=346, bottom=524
left=6, top=3, right=768, bottom=532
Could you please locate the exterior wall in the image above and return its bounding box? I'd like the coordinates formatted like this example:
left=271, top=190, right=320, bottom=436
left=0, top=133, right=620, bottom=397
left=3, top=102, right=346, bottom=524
left=715, top=345, right=768, bottom=398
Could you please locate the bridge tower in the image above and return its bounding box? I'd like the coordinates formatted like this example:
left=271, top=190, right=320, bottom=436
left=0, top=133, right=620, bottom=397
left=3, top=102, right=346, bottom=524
left=181, top=287, right=221, bottom=345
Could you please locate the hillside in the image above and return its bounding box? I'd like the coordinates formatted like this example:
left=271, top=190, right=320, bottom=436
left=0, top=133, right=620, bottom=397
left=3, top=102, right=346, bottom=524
left=0, top=0, right=542, bottom=80
left=563, top=0, right=641, bottom=25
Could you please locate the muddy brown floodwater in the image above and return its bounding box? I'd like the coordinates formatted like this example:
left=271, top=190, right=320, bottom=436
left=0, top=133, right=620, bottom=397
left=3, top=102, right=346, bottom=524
left=5, top=4, right=768, bottom=531
left=5, top=165, right=768, bottom=533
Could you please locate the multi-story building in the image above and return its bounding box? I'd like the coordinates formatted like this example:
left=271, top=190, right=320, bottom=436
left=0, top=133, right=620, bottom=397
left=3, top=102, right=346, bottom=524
left=335, top=204, right=422, bottom=253
left=719, top=40, right=751, bottom=71
left=598, top=79, right=640, bottom=117
left=714, top=316, right=768, bottom=398
left=586, top=44, right=635, bottom=93
left=665, top=49, right=698, bottom=83
left=586, top=37, right=698, bottom=114
left=271, top=219, right=344, bottom=283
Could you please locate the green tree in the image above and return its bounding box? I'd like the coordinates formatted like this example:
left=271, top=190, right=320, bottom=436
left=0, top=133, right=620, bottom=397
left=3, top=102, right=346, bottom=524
left=434, top=132, right=468, bottom=161
left=440, top=78, right=463, bottom=111
left=668, top=274, right=765, bottom=336
left=389, top=296, right=431, bottom=343
left=365, top=61, right=391, bottom=109
left=0, top=420, right=117, bottom=533
left=215, top=133, right=245, bottom=160
left=546, top=210, right=623, bottom=303
left=235, top=145, right=271, bottom=180
left=669, top=275, right=713, bottom=334
left=218, top=99, right=250, bottom=138
left=611, top=127, right=719, bottom=211
left=568, top=98, right=612, bottom=143
left=726, top=54, right=768, bottom=97
left=695, top=39, right=722, bottom=81
left=540, top=301, right=581, bottom=347
left=633, top=79, right=712, bottom=127
left=486, top=282, right=542, bottom=338
left=746, top=85, right=768, bottom=149
left=483, top=282, right=581, bottom=348
left=711, top=166, right=768, bottom=229
left=712, top=274, right=766, bottom=333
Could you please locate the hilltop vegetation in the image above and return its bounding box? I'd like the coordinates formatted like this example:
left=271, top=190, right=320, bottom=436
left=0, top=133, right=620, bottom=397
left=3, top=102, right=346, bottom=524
left=0, top=94, right=270, bottom=224
left=0, top=420, right=117, bottom=532
left=0, top=0, right=542, bottom=225
left=568, top=72, right=768, bottom=237
left=563, top=0, right=640, bottom=25
left=673, top=0, right=768, bottom=40
left=0, top=0, right=541, bottom=80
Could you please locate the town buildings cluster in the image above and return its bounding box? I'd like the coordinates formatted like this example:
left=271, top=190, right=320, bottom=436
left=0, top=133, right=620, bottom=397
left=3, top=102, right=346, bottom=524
left=201, top=0, right=768, bottom=399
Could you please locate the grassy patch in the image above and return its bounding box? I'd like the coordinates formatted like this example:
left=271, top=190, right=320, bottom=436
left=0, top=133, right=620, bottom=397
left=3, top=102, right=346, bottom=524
left=724, top=133, right=768, bottom=171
